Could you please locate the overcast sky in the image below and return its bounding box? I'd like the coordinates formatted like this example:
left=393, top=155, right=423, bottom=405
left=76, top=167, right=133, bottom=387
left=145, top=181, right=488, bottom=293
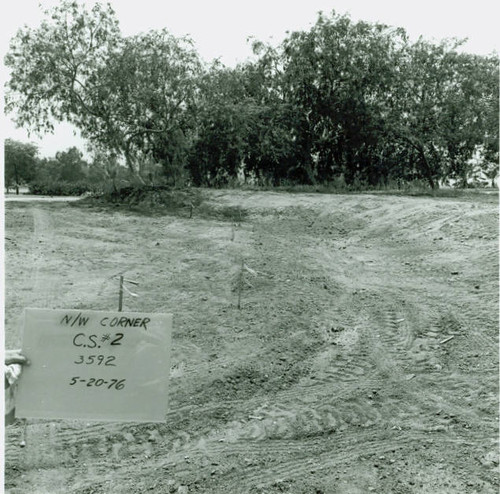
left=1, top=0, right=499, bottom=158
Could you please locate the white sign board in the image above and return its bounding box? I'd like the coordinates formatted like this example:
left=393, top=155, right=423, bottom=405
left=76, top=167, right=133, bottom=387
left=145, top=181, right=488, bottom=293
left=16, top=308, right=172, bottom=422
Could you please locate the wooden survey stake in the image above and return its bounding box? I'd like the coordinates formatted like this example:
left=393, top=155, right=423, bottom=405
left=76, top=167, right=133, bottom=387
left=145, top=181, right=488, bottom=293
left=15, top=308, right=172, bottom=422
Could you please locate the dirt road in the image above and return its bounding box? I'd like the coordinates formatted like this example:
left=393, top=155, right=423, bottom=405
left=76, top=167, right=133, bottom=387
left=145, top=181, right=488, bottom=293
left=4, top=190, right=499, bottom=493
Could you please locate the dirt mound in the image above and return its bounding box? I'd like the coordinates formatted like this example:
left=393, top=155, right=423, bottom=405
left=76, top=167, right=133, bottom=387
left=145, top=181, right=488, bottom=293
left=80, top=186, right=251, bottom=223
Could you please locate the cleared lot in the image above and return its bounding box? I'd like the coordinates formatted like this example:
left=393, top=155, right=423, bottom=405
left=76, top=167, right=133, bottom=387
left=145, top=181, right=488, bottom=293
left=4, top=190, right=499, bottom=493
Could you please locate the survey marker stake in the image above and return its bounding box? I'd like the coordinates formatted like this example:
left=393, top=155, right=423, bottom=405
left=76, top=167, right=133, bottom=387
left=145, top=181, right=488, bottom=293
left=118, top=276, right=140, bottom=311
left=118, top=276, right=124, bottom=312
left=237, top=259, right=244, bottom=309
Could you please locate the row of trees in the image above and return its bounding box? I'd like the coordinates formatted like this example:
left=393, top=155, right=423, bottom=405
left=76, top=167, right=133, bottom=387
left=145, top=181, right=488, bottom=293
left=4, top=140, right=125, bottom=193
left=5, top=1, right=499, bottom=190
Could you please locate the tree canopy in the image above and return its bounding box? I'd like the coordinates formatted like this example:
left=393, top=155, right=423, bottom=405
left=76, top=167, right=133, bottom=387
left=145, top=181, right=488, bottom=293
left=5, top=4, right=499, bottom=189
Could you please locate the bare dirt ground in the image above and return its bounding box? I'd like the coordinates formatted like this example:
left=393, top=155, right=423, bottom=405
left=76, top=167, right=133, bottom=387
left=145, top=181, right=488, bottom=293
left=4, top=190, right=499, bottom=494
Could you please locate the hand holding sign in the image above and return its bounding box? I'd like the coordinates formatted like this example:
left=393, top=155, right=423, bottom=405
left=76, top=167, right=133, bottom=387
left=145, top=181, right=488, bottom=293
left=5, top=349, right=30, bottom=425
left=5, top=349, right=29, bottom=367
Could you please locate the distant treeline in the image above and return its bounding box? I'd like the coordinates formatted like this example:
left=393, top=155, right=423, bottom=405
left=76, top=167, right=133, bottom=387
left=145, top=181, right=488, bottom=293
left=4, top=1, right=499, bottom=191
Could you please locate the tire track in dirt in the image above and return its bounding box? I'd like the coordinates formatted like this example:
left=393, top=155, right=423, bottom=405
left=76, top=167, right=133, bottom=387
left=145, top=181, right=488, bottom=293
left=81, top=425, right=496, bottom=474
left=409, top=383, right=498, bottom=428
left=369, top=303, right=498, bottom=436
left=6, top=392, right=383, bottom=468
left=31, top=207, right=59, bottom=307
left=431, top=304, right=498, bottom=353
left=5, top=207, right=78, bottom=472
left=5, top=207, right=61, bottom=470
left=257, top=360, right=384, bottom=439
left=222, top=442, right=406, bottom=490
left=8, top=386, right=383, bottom=467
left=59, top=428, right=495, bottom=494
left=211, top=304, right=420, bottom=445
left=277, top=288, right=402, bottom=425
left=226, top=294, right=421, bottom=445
left=372, top=315, right=482, bottom=428
left=378, top=307, right=415, bottom=352
left=8, top=373, right=404, bottom=471
left=190, top=430, right=481, bottom=492
left=4, top=206, right=40, bottom=345
left=6, top=394, right=252, bottom=468
left=234, top=399, right=383, bottom=441
left=376, top=307, right=445, bottom=375
left=46, top=432, right=411, bottom=492
left=326, top=297, right=481, bottom=437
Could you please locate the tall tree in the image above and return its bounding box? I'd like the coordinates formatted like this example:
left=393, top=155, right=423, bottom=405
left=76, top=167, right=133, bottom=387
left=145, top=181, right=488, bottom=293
left=385, top=39, right=499, bottom=188
left=4, top=139, right=39, bottom=192
left=55, top=146, right=88, bottom=181
left=95, top=29, right=202, bottom=181
left=5, top=1, right=201, bottom=180
left=189, top=63, right=256, bottom=185
left=277, top=12, right=408, bottom=185
left=441, top=53, right=499, bottom=186
left=241, top=43, right=299, bottom=185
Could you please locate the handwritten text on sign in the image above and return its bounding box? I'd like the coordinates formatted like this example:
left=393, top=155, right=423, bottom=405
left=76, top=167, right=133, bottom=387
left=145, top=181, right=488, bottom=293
left=15, top=309, right=172, bottom=422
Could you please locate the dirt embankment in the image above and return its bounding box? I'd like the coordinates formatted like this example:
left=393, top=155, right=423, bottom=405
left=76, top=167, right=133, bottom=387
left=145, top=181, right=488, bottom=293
left=4, top=190, right=499, bottom=494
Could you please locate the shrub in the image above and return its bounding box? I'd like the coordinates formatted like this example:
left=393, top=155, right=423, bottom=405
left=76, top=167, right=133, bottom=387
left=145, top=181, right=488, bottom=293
left=94, top=184, right=204, bottom=214
left=28, top=180, right=101, bottom=196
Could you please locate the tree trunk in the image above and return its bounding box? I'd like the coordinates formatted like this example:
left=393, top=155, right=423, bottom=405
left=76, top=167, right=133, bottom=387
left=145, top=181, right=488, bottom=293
left=461, top=169, right=468, bottom=189
left=124, top=147, right=145, bottom=185
left=304, top=161, right=317, bottom=186
left=418, top=147, right=438, bottom=190
left=395, top=132, right=440, bottom=190
left=124, top=148, right=136, bottom=176
left=14, top=164, right=19, bottom=194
